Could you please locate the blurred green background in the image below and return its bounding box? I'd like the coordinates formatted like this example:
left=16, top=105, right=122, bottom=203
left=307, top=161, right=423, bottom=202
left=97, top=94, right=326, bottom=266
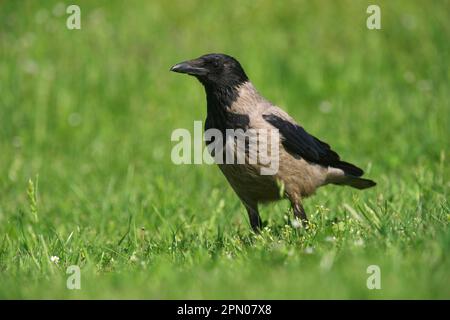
left=0, top=0, right=449, bottom=298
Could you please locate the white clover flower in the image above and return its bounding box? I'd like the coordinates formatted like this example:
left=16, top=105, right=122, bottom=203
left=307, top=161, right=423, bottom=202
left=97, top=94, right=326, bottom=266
left=129, top=252, right=138, bottom=262
left=291, top=219, right=302, bottom=229
left=50, top=256, right=60, bottom=264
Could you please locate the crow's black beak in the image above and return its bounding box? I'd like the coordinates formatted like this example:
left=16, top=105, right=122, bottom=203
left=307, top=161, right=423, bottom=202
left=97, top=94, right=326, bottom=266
left=170, top=60, right=208, bottom=76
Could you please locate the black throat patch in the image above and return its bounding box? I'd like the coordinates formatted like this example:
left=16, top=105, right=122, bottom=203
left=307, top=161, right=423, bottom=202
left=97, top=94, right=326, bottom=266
left=203, top=83, right=250, bottom=135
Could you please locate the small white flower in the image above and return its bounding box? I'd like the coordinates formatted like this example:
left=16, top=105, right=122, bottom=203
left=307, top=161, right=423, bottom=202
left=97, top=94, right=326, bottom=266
left=354, top=239, right=364, bottom=247
left=325, top=236, right=336, bottom=242
left=304, top=247, right=314, bottom=254
left=291, top=219, right=302, bottom=229
left=129, top=252, right=138, bottom=262
left=50, top=256, right=60, bottom=264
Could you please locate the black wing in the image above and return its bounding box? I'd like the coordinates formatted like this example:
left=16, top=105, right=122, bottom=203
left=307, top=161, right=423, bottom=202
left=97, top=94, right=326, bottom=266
left=263, top=114, right=364, bottom=176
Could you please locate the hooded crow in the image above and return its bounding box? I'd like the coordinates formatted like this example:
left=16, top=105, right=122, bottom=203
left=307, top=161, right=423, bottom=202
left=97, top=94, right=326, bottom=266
left=171, top=53, right=376, bottom=231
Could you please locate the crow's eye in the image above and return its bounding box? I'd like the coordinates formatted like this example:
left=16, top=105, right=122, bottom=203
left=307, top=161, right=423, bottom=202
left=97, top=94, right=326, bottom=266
left=212, top=60, right=220, bottom=68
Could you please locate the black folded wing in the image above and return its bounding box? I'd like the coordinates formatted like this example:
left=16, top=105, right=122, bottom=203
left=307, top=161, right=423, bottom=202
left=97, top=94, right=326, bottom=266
left=263, top=114, right=364, bottom=177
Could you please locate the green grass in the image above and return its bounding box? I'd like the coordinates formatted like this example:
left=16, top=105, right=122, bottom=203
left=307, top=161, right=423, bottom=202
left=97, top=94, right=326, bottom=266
left=0, top=0, right=449, bottom=299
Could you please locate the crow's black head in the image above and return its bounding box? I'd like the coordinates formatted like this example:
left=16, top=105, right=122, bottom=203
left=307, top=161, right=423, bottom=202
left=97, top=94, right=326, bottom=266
left=170, top=53, right=248, bottom=88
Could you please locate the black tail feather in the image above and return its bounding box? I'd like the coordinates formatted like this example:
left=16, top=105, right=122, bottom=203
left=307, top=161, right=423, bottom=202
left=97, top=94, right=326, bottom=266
left=334, top=161, right=364, bottom=177
left=343, top=176, right=377, bottom=189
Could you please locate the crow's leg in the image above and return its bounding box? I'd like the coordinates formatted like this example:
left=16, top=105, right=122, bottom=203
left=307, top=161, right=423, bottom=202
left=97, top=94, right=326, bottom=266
left=243, top=202, right=262, bottom=232
left=286, top=192, right=308, bottom=225
left=290, top=199, right=308, bottom=227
